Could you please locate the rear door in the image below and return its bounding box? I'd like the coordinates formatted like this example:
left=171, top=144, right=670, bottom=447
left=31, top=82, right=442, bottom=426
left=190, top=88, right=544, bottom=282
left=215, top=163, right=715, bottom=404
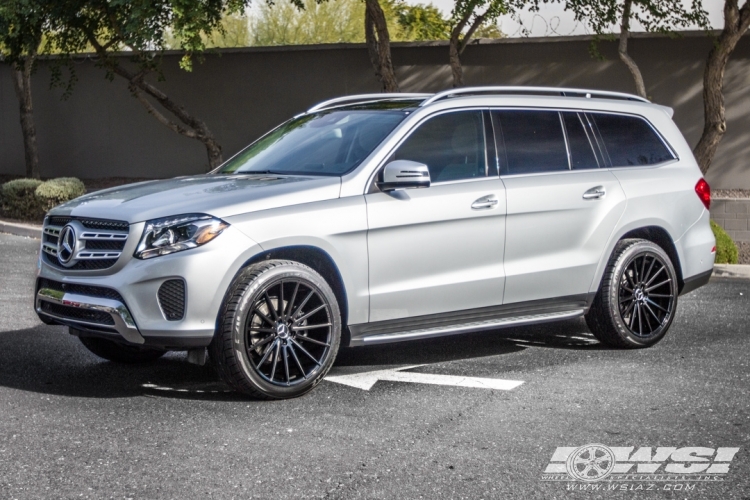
left=494, top=109, right=627, bottom=305
left=365, top=110, right=507, bottom=322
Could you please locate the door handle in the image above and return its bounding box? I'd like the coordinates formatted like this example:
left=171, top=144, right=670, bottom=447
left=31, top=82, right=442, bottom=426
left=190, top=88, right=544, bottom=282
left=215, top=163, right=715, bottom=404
left=583, top=186, right=606, bottom=200
left=471, top=195, right=499, bottom=210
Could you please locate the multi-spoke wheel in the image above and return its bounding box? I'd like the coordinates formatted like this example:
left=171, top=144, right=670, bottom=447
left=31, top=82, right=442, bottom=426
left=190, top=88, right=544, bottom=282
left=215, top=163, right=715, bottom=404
left=586, top=239, right=678, bottom=348
left=210, top=260, right=341, bottom=399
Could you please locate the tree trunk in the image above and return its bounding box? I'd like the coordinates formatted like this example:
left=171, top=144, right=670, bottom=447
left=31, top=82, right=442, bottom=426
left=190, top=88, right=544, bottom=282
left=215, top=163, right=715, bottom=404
left=10, top=53, right=40, bottom=179
left=364, top=0, right=399, bottom=92
left=694, top=0, right=750, bottom=174
left=449, top=37, right=464, bottom=88
left=449, top=13, right=486, bottom=88
left=87, top=37, right=224, bottom=170
left=618, top=0, right=647, bottom=99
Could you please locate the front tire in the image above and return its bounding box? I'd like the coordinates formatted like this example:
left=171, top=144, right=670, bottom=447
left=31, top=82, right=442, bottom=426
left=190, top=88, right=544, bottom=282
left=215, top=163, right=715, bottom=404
left=210, top=260, right=341, bottom=399
left=585, top=239, right=678, bottom=348
left=78, top=334, right=168, bottom=363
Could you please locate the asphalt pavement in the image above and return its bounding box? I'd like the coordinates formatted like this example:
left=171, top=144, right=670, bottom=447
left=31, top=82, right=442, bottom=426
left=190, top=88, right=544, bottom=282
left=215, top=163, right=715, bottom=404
left=0, top=233, right=748, bottom=499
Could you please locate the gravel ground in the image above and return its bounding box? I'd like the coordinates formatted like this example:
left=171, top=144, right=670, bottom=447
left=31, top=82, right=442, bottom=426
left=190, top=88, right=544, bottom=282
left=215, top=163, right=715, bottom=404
left=738, top=241, right=750, bottom=265
left=714, top=189, right=750, bottom=199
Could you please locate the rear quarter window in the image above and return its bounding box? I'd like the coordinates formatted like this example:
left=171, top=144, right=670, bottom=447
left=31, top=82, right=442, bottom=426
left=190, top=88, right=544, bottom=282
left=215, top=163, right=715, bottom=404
left=590, top=113, right=675, bottom=167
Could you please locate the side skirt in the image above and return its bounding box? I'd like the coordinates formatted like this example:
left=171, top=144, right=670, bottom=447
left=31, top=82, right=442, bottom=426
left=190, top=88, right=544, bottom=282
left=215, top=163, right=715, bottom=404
left=348, top=294, right=594, bottom=347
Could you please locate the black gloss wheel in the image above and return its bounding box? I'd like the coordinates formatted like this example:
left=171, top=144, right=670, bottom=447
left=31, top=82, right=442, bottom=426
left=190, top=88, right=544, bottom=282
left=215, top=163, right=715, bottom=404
left=617, top=251, right=676, bottom=338
left=211, top=260, right=341, bottom=399
left=245, top=279, right=333, bottom=387
left=586, top=239, right=678, bottom=348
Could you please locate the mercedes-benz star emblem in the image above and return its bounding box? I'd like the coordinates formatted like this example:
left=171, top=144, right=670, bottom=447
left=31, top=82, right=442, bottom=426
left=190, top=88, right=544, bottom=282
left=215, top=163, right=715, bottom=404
left=57, top=225, right=77, bottom=265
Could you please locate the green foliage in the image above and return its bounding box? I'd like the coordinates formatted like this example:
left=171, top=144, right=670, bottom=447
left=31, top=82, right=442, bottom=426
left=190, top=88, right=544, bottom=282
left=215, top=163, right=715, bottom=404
left=0, top=0, right=45, bottom=66
left=393, top=3, right=452, bottom=41
left=528, top=0, right=710, bottom=58
left=711, top=220, right=739, bottom=265
left=0, top=178, right=86, bottom=221
left=250, top=0, right=366, bottom=45
left=45, top=0, right=251, bottom=74
left=35, top=177, right=87, bottom=213
left=0, top=178, right=44, bottom=220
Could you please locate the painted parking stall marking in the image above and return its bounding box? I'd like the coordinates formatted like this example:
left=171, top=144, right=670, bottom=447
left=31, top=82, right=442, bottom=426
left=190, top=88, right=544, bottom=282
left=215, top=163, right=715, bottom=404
left=324, top=365, right=524, bottom=391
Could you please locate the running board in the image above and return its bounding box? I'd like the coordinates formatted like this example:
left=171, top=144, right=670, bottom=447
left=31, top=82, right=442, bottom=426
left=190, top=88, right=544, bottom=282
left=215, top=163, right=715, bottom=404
left=351, top=309, right=585, bottom=346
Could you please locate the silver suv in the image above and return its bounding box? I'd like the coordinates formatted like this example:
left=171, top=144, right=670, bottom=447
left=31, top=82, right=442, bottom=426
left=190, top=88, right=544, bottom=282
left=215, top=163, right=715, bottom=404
left=35, top=87, right=716, bottom=399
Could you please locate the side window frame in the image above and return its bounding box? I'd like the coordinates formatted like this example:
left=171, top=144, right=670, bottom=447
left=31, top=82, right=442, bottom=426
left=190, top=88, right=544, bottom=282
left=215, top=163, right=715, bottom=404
left=560, top=111, right=604, bottom=170
left=367, top=107, right=498, bottom=192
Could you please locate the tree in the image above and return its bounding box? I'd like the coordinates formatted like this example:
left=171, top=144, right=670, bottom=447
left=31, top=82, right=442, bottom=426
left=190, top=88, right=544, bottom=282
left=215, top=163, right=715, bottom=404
left=693, top=0, right=750, bottom=174
left=449, top=0, right=507, bottom=87
left=0, top=0, right=45, bottom=179
left=46, top=0, right=249, bottom=170
left=394, top=3, right=451, bottom=40
left=249, top=0, right=365, bottom=45
left=365, top=0, right=400, bottom=91
left=539, top=0, right=709, bottom=99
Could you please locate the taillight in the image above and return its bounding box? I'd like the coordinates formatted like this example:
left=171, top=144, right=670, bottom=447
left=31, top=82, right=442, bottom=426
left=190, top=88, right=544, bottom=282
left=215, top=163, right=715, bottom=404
left=695, top=179, right=711, bottom=210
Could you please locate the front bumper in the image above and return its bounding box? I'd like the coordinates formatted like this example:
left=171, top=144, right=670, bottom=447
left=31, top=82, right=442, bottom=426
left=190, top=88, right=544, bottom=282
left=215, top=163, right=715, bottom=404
left=35, top=225, right=262, bottom=348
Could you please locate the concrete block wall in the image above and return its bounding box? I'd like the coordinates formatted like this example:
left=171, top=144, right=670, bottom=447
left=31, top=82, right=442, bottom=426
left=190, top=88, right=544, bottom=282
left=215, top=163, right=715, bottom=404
left=710, top=199, right=750, bottom=242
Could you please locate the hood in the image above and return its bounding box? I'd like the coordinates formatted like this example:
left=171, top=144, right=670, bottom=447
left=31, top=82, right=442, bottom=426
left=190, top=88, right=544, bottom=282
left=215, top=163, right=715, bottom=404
left=50, top=174, right=342, bottom=223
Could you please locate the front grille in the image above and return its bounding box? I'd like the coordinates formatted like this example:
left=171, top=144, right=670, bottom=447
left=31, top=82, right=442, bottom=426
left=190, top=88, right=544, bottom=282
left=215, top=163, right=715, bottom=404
left=85, top=240, right=126, bottom=251
left=158, top=279, right=186, bottom=321
left=43, top=252, right=120, bottom=270
left=46, top=216, right=128, bottom=232
left=40, top=301, right=115, bottom=326
left=42, top=216, right=129, bottom=271
left=38, top=278, right=124, bottom=302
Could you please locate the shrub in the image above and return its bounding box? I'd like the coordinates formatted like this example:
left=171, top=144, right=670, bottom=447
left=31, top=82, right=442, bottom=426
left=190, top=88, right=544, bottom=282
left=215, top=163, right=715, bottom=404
left=0, top=178, right=44, bottom=220
left=0, top=177, right=86, bottom=222
left=35, top=177, right=87, bottom=214
left=711, top=220, right=739, bottom=264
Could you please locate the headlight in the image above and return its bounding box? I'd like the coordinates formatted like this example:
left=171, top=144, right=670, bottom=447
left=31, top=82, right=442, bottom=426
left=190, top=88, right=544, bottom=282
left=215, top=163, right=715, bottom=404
left=134, top=214, right=229, bottom=260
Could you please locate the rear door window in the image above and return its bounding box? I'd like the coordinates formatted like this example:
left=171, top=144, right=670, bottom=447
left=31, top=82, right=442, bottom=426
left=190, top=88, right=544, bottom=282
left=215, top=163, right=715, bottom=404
left=493, top=110, right=569, bottom=175
left=589, top=113, right=675, bottom=167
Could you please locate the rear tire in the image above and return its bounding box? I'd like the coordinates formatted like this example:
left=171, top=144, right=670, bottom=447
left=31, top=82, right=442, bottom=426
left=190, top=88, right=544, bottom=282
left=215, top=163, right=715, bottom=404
left=78, top=334, right=167, bottom=363
left=210, top=260, right=341, bottom=399
left=585, top=239, right=678, bottom=348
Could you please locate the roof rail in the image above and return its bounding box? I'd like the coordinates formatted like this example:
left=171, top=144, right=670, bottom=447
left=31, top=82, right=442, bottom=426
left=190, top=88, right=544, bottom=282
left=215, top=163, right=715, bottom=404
left=420, top=86, right=650, bottom=106
left=308, top=93, right=431, bottom=112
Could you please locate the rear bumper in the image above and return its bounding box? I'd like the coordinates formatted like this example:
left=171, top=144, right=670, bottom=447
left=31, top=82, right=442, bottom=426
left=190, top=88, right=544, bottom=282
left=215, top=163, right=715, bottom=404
left=679, top=269, right=713, bottom=296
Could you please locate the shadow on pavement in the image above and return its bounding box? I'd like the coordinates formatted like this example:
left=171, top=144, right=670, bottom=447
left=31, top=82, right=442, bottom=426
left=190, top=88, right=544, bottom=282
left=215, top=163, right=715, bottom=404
left=0, top=317, right=603, bottom=400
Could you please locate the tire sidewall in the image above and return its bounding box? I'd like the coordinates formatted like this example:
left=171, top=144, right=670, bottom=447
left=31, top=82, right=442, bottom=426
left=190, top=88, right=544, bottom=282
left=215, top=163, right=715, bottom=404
left=606, top=241, right=678, bottom=347
left=229, top=263, right=341, bottom=398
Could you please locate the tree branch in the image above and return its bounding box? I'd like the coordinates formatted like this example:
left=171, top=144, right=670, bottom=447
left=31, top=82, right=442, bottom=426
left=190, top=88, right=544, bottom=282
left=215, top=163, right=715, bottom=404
left=129, top=84, right=198, bottom=139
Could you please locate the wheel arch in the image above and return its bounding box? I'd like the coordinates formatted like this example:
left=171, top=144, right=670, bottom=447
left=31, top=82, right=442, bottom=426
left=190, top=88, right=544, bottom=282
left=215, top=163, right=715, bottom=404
left=616, top=226, right=685, bottom=292
left=222, top=245, right=351, bottom=346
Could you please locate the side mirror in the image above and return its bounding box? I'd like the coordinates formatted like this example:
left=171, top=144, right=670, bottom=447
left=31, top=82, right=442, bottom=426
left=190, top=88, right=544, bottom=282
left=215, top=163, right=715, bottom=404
left=377, top=160, right=431, bottom=192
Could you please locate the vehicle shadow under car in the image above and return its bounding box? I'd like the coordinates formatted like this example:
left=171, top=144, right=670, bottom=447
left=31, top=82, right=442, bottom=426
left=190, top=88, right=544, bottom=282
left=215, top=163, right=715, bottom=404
left=0, top=318, right=604, bottom=401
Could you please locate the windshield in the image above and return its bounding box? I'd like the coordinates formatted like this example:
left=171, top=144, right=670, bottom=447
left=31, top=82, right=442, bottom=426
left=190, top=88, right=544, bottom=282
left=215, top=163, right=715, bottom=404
left=218, top=110, right=408, bottom=176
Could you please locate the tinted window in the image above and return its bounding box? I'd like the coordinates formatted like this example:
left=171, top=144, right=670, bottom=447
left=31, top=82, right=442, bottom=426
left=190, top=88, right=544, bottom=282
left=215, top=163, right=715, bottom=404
left=393, top=111, right=487, bottom=182
left=494, top=110, right=568, bottom=175
left=219, top=110, right=406, bottom=176
left=591, top=113, right=675, bottom=167
left=562, top=112, right=599, bottom=170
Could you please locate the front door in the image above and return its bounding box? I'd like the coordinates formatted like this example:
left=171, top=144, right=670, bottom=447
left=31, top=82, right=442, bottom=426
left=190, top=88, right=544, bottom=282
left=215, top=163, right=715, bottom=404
left=365, top=110, right=507, bottom=322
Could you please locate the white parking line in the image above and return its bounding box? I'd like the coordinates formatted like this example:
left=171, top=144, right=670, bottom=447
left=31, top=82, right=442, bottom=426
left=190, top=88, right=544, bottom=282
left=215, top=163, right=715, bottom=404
left=325, top=365, right=524, bottom=391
